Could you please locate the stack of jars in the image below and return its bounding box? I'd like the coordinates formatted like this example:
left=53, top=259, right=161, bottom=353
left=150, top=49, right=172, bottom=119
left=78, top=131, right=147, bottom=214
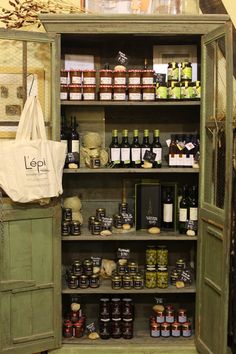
left=99, top=297, right=134, bottom=340
left=63, top=310, right=86, bottom=339
left=66, top=258, right=101, bottom=289
left=111, top=260, right=144, bottom=291
left=150, top=304, right=192, bottom=338
left=145, top=245, right=169, bottom=289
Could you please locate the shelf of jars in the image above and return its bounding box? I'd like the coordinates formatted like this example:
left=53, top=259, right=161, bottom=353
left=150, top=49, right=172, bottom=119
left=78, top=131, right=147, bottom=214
left=61, top=229, right=197, bottom=241
left=63, top=167, right=199, bottom=174
left=62, top=278, right=196, bottom=295
left=61, top=100, right=201, bottom=107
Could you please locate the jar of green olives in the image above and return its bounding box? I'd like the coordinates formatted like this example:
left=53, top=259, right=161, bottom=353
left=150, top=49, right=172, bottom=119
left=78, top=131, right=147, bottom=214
left=156, top=245, right=168, bottom=267
left=146, top=245, right=156, bottom=266
left=145, top=266, right=156, bottom=288
left=156, top=267, right=168, bottom=288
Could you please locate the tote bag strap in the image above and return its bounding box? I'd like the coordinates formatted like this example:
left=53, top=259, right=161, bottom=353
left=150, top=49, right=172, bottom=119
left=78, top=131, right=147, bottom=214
left=34, top=97, right=47, bottom=140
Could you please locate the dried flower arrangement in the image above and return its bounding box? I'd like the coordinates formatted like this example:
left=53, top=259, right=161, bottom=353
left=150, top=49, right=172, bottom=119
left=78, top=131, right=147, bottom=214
left=0, top=0, right=85, bottom=29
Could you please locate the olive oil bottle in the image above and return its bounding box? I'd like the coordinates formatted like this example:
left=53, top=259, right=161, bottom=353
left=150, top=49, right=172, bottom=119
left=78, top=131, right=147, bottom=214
left=152, top=129, right=162, bottom=168
left=131, top=129, right=141, bottom=168
left=120, top=129, right=130, bottom=168
left=109, top=129, right=121, bottom=167
left=141, top=129, right=151, bottom=163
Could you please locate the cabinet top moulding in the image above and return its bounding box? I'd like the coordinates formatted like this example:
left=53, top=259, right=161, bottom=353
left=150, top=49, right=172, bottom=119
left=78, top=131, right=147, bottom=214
left=40, top=14, right=230, bottom=35
left=61, top=101, right=201, bottom=107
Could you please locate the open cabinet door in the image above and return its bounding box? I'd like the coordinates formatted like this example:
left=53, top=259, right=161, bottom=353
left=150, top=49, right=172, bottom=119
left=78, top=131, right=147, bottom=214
left=0, top=29, right=61, bottom=354
left=196, top=22, right=233, bottom=354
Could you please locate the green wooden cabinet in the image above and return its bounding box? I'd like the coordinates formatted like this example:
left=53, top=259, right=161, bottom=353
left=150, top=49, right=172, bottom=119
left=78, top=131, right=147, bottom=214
left=0, top=14, right=234, bottom=354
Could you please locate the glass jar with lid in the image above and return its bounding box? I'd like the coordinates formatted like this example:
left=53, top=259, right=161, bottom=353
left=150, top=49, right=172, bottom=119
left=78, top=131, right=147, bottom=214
left=83, top=85, right=96, bottom=100
left=69, top=69, right=82, bottom=85
left=156, top=266, right=168, bottom=288
left=167, top=62, right=179, bottom=82
left=180, top=61, right=192, bottom=81
left=142, top=69, right=155, bottom=85
left=156, top=245, right=168, bottom=266
left=99, top=69, right=113, bottom=85
left=142, top=85, right=155, bottom=101
left=69, top=85, right=82, bottom=100
left=146, top=245, right=157, bottom=266
left=99, top=85, right=113, bottom=100
left=145, top=266, right=156, bottom=288
left=113, top=70, right=126, bottom=85
left=83, top=69, right=96, bottom=85
left=156, top=83, right=168, bottom=99
left=113, top=85, right=126, bottom=101
left=128, top=70, right=142, bottom=85
left=128, top=85, right=142, bottom=101
left=60, top=85, right=68, bottom=100
left=60, top=70, right=69, bottom=85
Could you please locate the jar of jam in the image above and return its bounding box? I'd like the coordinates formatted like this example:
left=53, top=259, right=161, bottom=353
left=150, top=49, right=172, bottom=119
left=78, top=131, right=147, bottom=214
left=61, top=221, right=70, bottom=236
left=70, top=221, right=81, bottom=236
left=156, top=245, right=168, bottom=266
left=142, top=85, right=155, bottom=101
left=167, top=62, right=179, bottom=81
left=70, top=310, right=79, bottom=323
left=60, top=85, right=68, bottom=100
left=165, top=307, right=175, bottom=323
left=146, top=245, right=157, bottom=266
left=99, top=85, right=113, bottom=100
left=90, top=274, right=100, bottom=288
left=182, top=321, right=192, bottom=337
left=171, top=322, right=181, bottom=337
left=83, top=85, right=96, bottom=100
left=60, top=70, right=69, bottom=85
left=91, top=220, right=102, bottom=235
left=90, top=155, right=101, bottom=169
left=150, top=321, right=160, bottom=337
left=145, top=266, right=156, bottom=289
left=72, top=260, right=83, bottom=276
left=111, top=298, right=121, bottom=319
left=113, top=85, right=126, bottom=101
left=133, top=273, right=144, bottom=290
left=74, top=321, right=83, bottom=338
left=112, top=274, right=122, bottom=290
left=156, top=266, right=168, bottom=288
left=88, top=216, right=96, bottom=231
left=122, top=274, right=133, bottom=290
left=119, top=202, right=128, bottom=214
left=156, top=83, right=168, bottom=99
left=67, top=274, right=78, bottom=289
left=128, top=85, right=142, bottom=101
left=180, top=61, right=192, bottom=81
left=128, top=70, right=142, bottom=85
left=161, top=322, right=170, bottom=337
left=128, top=261, right=138, bottom=275
left=111, top=319, right=122, bottom=339
left=99, top=69, right=113, bottom=85
left=79, top=275, right=89, bottom=289
left=63, top=320, right=73, bottom=338
left=168, top=81, right=181, bottom=99
left=194, top=80, right=201, bottom=98
left=99, top=319, right=111, bottom=339
left=113, top=214, right=123, bottom=229
left=113, top=70, right=126, bottom=85
left=96, top=208, right=106, bottom=220
left=69, top=84, right=82, bottom=100
left=70, top=70, right=82, bottom=85
left=83, top=69, right=96, bottom=85
left=83, top=259, right=93, bottom=276
left=99, top=298, right=110, bottom=320
left=178, top=309, right=187, bottom=323
left=156, top=308, right=165, bottom=324
left=62, top=208, right=72, bottom=222
left=117, top=259, right=127, bottom=275
left=122, top=298, right=133, bottom=320
left=122, top=320, right=133, bottom=339
left=142, top=69, right=154, bottom=85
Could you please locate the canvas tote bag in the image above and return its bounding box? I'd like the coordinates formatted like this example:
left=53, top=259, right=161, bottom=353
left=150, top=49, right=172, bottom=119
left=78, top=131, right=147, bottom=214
left=0, top=96, right=66, bottom=203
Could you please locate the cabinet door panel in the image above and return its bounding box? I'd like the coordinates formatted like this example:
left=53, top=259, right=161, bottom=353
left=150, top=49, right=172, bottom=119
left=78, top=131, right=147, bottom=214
left=196, top=22, right=233, bottom=354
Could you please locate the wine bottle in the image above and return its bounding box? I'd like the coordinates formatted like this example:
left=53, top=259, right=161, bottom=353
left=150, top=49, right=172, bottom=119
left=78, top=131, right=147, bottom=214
left=169, top=134, right=177, bottom=167
left=131, top=129, right=141, bottom=168
left=189, top=185, right=198, bottom=223
left=109, top=129, right=121, bottom=167
left=68, top=116, right=80, bottom=168
left=60, top=115, right=68, bottom=155
left=120, top=129, right=130, bottom=168
left=152, top=129, right=162, bottom=168
left=179, top=185, right=189, bottom=234
left=163, top=189, right=174, bottom=229
left=141, top=129, right=151, bottom=163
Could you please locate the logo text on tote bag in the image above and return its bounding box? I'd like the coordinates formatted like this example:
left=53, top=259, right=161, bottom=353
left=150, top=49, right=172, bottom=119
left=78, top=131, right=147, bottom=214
left=24, top=155, right=49, bottom=173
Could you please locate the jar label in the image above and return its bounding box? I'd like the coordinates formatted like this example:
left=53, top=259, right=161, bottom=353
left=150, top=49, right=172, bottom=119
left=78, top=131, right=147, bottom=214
left=152, top=147, right=162, bottom=162
left=60, top=92, right=68, bottom=100
left=70, top=92, right=82, bottom=100
left=60, top=77, right=68, bottom=85
left=172, top=329, right=181, bottom=337
left=121, top=148, right=130, bottom=163
left=156, top=315, right=164, bottom=323
left=179, top=208, right=188, bottom=222
left=131, top=148, right=141, bottom=163
left=161, top=329, right=170, bottom=337
left=83, top=93, right=95, bottom=100
left=190, top=207, right=198, bottom=221
left=114, top=77, right=126, bottom=85
left=182, top=329, right=191, bottom=337
left=100, top=77, right=112, bottom=85
left=178, top=315, right=187, bottom=323
left=71, top=77, right=82, bottom=84
left=163, top=203, right=173, bottom=223
left=114, top=93, right=126, bottom=100
left=129, top=77, right=141, bottom=85
left=100, top=92, right=112, bottom=100
left=129, top=92, right=141, bottom=101
left=181, top=67, right=192, bottom=80
left=143, top=92, right=155, bottom=100
left=151, top=329, right=160, bottom=337
left=156, top=86, right=167, bottom=99
left=111, top=148, right=120, bottom=163
left=170, top=87, right=181, bottom=99
left=84, top=77, right=96, bottom=85
left=165, top=315, right=174, bottom=323
left=142, top=77, right=153, bottom=85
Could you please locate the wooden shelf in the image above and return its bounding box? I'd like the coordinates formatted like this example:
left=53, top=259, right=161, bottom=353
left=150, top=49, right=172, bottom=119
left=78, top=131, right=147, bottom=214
left=64, top=167, right=199, bottom=174
left=62, top=279, right=196, bottom=295
left=61, top=100, right=201, bottom=106
left=62, top=229, right=197, bottom=241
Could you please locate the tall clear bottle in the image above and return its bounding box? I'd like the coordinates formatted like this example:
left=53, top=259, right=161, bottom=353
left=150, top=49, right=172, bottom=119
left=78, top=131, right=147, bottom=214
left=141, top=129, right=151, bottom=164
left=120, top=129, right=130, bottom=168
left=152, top=129, right=162, bottom=168
left=68, top=116, right=80, bottom=168
left=131, top=129, right=141, bottom=168
left=109, top=129, right=121, bottom=168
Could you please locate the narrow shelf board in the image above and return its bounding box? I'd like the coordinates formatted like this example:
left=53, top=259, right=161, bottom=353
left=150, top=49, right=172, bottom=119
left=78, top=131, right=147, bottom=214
left=62, top=332, right=195, bottom=346
left=61, top=100, right=201, bottom=107
left=62, top=281, right=196, bottom=295
left=64, top=167, right=199, bottom=174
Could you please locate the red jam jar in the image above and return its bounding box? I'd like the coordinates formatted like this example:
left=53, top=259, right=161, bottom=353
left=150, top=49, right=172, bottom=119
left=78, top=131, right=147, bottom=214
left=113, top=85, right=126, bottom=101
left=100, top=70, right=113, bottom=85
left=83, top=70, right=96, bottom=85
left=113, top=70, right=126, bottom=85
left=69, top=84, right=82, bottom=100
left=128, top=70, right=142, bottom=85
left=69, top=70, right=82, bottom=85
left=128, top=85, right=142, bottom=101
left=142, top=85, right=155, bottom=101
left=60, top=70, right=69, bottom=85
left=99, top=85, right=113, bottom=100
left=142, top=69, right=155, bottom=85
left=83, top=85, right=96, bottom=100
left=60, top=85, right=68, bottom=100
